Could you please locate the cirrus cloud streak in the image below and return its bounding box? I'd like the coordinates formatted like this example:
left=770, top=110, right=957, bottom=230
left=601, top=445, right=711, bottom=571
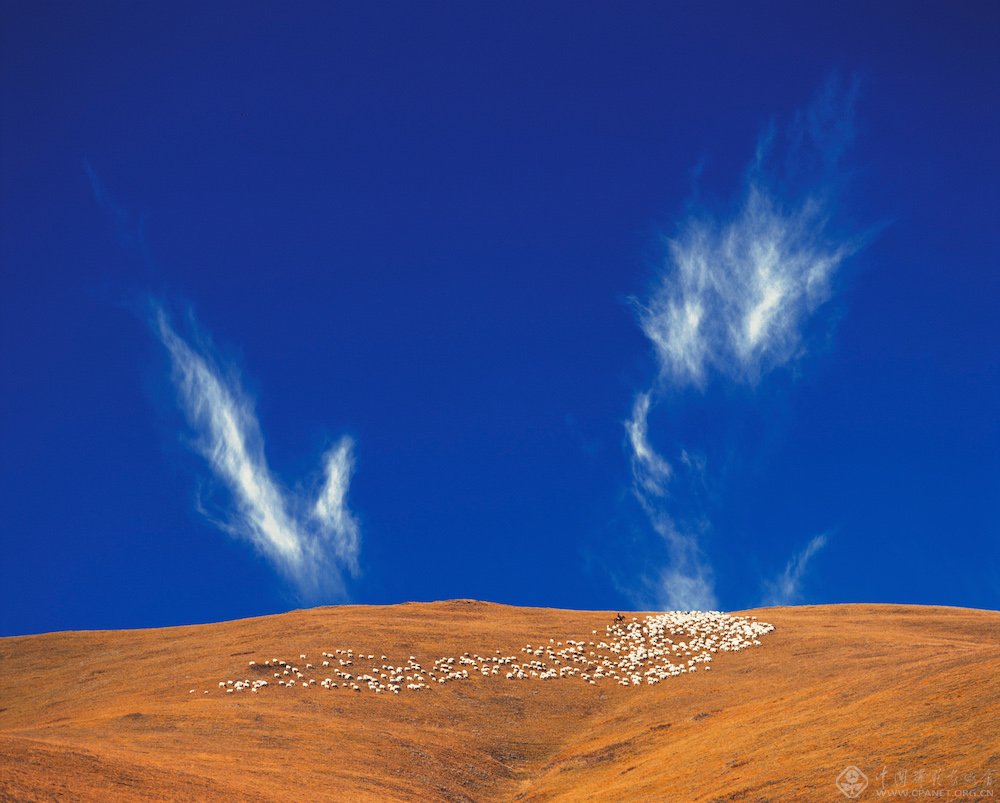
left=153, top=304, right=360, bottom=598
left=625, top=77, right=861, bottom=610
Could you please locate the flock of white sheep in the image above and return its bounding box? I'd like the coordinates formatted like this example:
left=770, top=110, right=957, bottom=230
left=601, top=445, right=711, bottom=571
left=191, top=611, right=774, bottom=697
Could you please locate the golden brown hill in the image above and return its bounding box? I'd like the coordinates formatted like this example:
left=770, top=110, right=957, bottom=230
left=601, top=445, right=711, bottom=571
left=1, top=602, right=997, bottom=801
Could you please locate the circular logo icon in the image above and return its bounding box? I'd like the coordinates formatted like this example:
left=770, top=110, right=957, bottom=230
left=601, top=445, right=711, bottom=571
left=836, top=766, right=869, bottom=799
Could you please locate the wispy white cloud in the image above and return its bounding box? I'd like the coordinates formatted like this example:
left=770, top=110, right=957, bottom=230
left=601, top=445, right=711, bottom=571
left=638, top=76, right=860, bottom=389
left=637, top=185, right=855, bottom=388
left=626, top=392, right=672, bottom=497
left=656, top=564, right=717, bottom=613
left=314, top=440, right=361, bottom=575
left=152, top=303, right=360, bottom=597
left=625, top=77, right=861, bottom=611
left=763, top=533, right=828, bottom=606
left=626, top=395, right=716, bottom=611
left=645, top=513, right=717, bottom=612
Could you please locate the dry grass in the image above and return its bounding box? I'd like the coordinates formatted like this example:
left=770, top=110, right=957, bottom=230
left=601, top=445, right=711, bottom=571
left=1, top=601, right=997, bottom=801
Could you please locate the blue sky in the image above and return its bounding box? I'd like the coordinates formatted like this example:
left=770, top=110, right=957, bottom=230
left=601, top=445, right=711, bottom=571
left=2, top=2, right=997, bottom=635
